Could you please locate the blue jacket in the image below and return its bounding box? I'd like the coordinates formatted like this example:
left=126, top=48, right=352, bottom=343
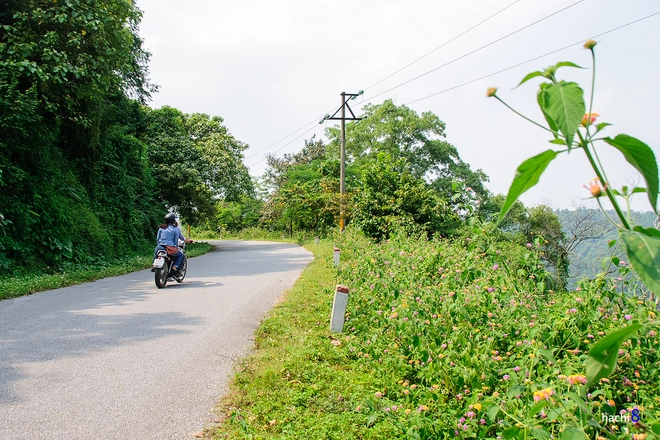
left=156, top=225, right=185, bottom=247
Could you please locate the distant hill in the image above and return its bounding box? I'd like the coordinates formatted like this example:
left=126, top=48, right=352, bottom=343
left=554, top=209, right=657, bottom=287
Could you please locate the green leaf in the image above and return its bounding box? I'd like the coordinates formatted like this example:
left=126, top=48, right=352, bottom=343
left=487, top=405, right=500, bottom=422
left=560, top=427, right=586, bottom=440
left=497, top=150, right=559, bottom=225
left=565, top=392, right=589, bottom=413
left=538, top=81, right=585, bottom=150
left=604, top=135, right=659, bottom=214
left=652, top=423, right=660, bottom=435
left=549, top=138, right=566, bottom=145
left=555, top=61, right=584, bottom=70
left=528, top=401, right=548, bottom=418
left=537, top=84, right=560, bottom=137
left=531, top=428, right=551, bottom=440
left=517, top=71, right=544, bottom=87
left=586, top=323, right=643, bottom=388
left=620, top=228, right=660, bottom=295
left=366, top=413, right=378, bottom=427
left=502, top=427, right=521, bottom=439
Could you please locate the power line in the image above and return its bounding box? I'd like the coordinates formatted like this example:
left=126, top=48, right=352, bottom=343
left=362, top=0, right=585, bottom=103
left=404, top=10, right=660, bottom=106
left=245, top=123, right=321, bottom=168
left=363, top=0, right=523, bottom=93
left=245, top=1, right=525, bottom=163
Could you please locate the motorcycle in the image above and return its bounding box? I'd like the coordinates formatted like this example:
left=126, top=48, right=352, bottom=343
left=152, top=240, right=188, bottom=288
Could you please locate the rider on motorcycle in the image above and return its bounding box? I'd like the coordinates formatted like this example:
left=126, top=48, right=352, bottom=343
left=155, top=213, right=192, bottom=275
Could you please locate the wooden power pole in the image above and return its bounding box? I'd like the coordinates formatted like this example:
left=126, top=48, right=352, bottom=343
left=321, top=91, right=363, bottom=231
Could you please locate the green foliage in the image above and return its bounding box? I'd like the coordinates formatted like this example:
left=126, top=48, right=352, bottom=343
left=214, top=230, right=660, bottom=439
left=325, top=99, right=490, bottom=201
left=490, top=42, right=660, bottom=298
left=351, top=154, right=459, bottom=240
left=141, top=106, right=253, bottom=224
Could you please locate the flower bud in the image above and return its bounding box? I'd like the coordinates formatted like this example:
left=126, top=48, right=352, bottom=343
left=584, top=40, right=597, bottom=50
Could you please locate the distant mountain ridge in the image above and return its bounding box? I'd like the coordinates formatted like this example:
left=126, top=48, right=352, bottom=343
left=554, top=209, right=657, bottom=285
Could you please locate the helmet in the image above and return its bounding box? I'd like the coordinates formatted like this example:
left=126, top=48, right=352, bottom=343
left=164, top=213, right=177, bottom=224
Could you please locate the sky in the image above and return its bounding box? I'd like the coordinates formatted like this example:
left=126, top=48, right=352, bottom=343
left=135, top=0, right=660, bottom=212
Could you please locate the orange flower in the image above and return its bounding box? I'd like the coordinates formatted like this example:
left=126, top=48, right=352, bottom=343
left=581, top=113, right=600, bottom=126
left=486, top=87, right=498, bottom=98
left=533, top=388, right=554, bottom=402
left=584, top=178, right=606, bottom=198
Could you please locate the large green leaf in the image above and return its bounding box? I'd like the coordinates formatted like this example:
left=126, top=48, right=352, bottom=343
left=604, top=135, right=659, bottom=214
left=560, top=428, right=586, bottom=440
left=537, top=83, right=559, bottom=137
left=619, top=228, right=660, bottom=295
left=585, top=323, right=643, bottom=388
left=497, top=150, right=559, bottom=225
left=537, top=81, right=585, bottom=149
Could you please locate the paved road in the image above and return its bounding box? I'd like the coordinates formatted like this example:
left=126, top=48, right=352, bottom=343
left=0, top=240, right=313, bottom=440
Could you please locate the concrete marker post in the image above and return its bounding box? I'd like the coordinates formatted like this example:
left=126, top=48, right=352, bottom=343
left=330, top=285, right=349, bottom=333
left=315, top=236, right=319, bottom=245
left=333, top=247, right=340, bottom=267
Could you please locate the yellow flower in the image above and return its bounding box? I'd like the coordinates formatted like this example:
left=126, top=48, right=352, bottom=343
left=473, top=403, right=482, bottom=411
left=486, top=87, right=498, bottom=98
left=533, top=388, right=554, bottom=402
left=584, top=177, right=606, bottom=198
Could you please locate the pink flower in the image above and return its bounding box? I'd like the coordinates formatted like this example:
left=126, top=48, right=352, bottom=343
left=624, top=314, right=632, bottom=320
left=492, top=264, right=499, bottom=270
left=567, top=374, right=587, bottom=385
left=581, top=112, right=599, bottom=126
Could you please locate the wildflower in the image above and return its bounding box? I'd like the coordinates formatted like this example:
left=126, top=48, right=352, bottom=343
left=492, top=264, right=499, bottom=270
left=568, top=308, right=577, bottom=314
left=503, top=374, right=510, bottom=381
left=533, top=388, right=554, bottom=402
left=584, top=177, right=606, bottom=198
left=526, top=243, right=532, bottom=248
left=473, top=403, right=482, bottom=411
left=486, top=87, right=498, bottom=97
left=567, top=374, right=587, bottom=385
left=584, top=39, right=598, bottom=50
left=581, top=112, right=600, bottom=126
left=575, top=297, right=583, bottom=303
left=513, top=366, right=521, bottom=372
left=466, top=411, right=476, bottom=419
left=624, top=314, right=632, bottom=321
left=355, top=406, right=362, bottom=412
left=405, top=409, right=412, bottom=415
left=375, top=391, right=383, bottom=398
left=418, top=405, right=428, bottom=411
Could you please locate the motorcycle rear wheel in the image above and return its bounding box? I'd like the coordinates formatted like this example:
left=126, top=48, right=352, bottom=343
left=155, top=265, right=168, bottom=288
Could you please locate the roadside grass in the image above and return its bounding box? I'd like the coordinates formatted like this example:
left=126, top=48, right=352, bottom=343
left=210, top=229, right=660, bottom=439
left=210, top=239, right=401, bottom=439
left=0, top=241, right=216, bottom=300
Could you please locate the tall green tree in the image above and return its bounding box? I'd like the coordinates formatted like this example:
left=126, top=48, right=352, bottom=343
left=325, top=100, right=489, bottom=200
left=141, top=107, right=253, bottom=224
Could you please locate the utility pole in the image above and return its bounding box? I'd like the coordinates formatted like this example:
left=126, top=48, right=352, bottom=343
left=321, top=91, right=363, bottom=231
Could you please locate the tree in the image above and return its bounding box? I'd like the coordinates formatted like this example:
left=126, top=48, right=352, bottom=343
left=325, top=100, right=489, bottom=201
left=141, top=107, right=253, bottom=224
left=351, top=154, right=459, bottom=240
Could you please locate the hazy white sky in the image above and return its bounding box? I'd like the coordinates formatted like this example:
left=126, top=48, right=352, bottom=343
left=136, top=0, right=660, bottom=211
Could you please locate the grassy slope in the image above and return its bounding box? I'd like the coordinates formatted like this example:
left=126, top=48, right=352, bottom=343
left=210, top=239, right=400, bottom=439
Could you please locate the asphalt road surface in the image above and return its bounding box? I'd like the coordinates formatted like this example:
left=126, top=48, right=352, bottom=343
left=0, top=240, right=313, bottom=440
